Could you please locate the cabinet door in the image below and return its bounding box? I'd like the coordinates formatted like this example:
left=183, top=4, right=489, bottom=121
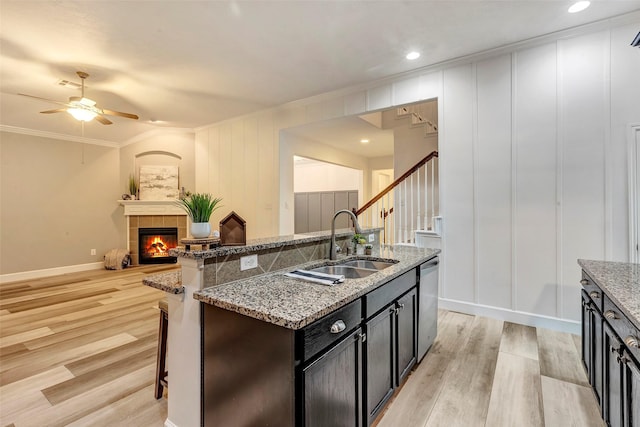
left=396, top=288, right=417, bottom=384
left=365, top=306, right=395, bottom=425
left=582, top=290, right=593, bottom=377
left=604, top=322, right=624, bottom=427
left=592, top=302, right=604, bottom=408
left=624, top=351, right=640, bottom=427
left=302, top=328, right=362, bottom=427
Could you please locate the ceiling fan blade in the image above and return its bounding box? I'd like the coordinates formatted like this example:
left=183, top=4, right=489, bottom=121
left=40, top=108, right=67, bottom=114
left=18, top=93, right=69, bottom=107
left=101, top=109, right=139, bottom=120
left=94, top=115, right=113, bottom=125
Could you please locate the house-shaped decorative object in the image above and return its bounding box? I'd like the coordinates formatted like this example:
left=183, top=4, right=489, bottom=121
left=220, top=211, right=246, bottom=246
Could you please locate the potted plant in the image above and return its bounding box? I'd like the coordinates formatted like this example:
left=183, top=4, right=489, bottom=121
left=352, top=233, right=367, bottom=255
left=176, top=193, right=223, bottom=238
left=128, top=174, right=138, bottom=200
left=365, top=244, right=373, bottom=255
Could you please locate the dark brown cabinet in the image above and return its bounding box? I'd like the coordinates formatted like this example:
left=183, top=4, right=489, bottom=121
left=301, top=328, right=363, bottom=427
left=581, top=287, right=603, bottom=408
left=396, top=289, right=417, bottom=383
left=624, top=353, right=640, bottom=427
left=202, top=261, right=434, bottom=427
left=581, top=271, right=640, bottom=427
left=364, top=287, right=417, bottom=425
left=604, top=321, right=624, bottom=427
left=364, top=305, right=394, bottom=424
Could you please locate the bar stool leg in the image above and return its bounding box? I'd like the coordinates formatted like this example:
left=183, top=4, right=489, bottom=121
left=155, top=303, right=168, bottom=399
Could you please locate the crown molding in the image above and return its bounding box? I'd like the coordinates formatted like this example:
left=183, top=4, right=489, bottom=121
left=120, top=126, right=195, bottom=148
left=0, top=124, right=120, bottom=147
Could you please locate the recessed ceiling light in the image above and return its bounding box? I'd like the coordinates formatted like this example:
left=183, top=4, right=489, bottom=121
left=360, top=139, right=370, bottom=144
left=406, top=51, right=420, bottom=60
left=568, top=1, right=590, bottom=13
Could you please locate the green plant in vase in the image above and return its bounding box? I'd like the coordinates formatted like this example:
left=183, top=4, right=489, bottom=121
left=176, top=193, right=223, bottom=238
left=128, top=174, right=138, bottom=199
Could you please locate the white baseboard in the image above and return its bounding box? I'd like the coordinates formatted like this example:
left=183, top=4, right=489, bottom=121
left=439, top=298, right=581, bottom=335
left=164, top=419, right=178, bottom=427
left=0, top=262, right=104, bottom=284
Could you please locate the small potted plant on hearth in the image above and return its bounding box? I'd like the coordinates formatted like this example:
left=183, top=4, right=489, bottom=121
left=176, top=192, right=223, bottom=239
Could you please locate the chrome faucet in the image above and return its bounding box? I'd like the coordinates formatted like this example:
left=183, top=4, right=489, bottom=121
left=330, top=209, right=364, bottom=260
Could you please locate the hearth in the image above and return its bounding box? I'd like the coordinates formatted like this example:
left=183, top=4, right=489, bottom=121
left=138, top=227, right=178, bottom=264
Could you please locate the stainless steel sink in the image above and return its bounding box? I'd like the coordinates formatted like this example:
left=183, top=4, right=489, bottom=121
left=339, top=260, right=396, bottom=271
left=309, top=265, right=377, bottom=279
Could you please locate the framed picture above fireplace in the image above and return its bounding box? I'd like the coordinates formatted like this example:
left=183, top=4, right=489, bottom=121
left=139, top=165, right=179, bottom=201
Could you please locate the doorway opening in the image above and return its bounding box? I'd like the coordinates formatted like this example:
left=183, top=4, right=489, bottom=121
left=293, top=156, right=362, bottom=233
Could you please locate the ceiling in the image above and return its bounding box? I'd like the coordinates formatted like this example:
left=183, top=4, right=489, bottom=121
left=284, top=114, right=395, bottom=158
left=1, top=1, right=639, bottom=145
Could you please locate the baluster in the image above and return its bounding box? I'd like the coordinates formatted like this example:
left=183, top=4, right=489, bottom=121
left=390, top=191, right=395, bottom=245
left=409, top=174, right=415, bottom=243
left=404, top=179, right=408, bottom=243
left=431, top=158, right=436, bottom=227
left=416, top=166, right=421, bottom=231
left=424, top=161, right=429, bottom=229
left=397, top=184, right=402, bottom=243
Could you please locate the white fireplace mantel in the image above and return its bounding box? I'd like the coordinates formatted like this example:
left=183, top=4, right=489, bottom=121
left=118, top=200, right=187, bottom=216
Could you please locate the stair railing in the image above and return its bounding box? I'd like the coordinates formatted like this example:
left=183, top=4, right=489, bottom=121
left=355, top=151, right=438, bottom=245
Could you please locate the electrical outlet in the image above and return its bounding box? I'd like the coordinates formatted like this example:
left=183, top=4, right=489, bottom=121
left=368, top=234, right=375, bottom=243
left=90, top=249, right=96, bottom=255
left=240, top=254, right=258, bottom=271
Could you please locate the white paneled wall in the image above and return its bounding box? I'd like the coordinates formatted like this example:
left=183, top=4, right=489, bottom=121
left=558, top=32, right=608, bottom=322
left=475, top=54, right=512, bottom=310
left=441, top=64, right=475, bottom=302
left=195, top=16, right=640, bottom=331
left=513, top=43, right=559, bottom=319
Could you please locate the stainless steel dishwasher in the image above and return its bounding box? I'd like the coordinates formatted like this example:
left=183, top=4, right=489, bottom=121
left=418, top=256, right=439, bottom=362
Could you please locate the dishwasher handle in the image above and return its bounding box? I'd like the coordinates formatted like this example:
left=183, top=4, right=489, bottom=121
left=420, top=258, right=439, bottom=270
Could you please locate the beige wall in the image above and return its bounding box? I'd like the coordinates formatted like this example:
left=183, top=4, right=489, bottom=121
left=0, top=132, right=123, bottom=275
left=119, top=129, right=196, bottom=196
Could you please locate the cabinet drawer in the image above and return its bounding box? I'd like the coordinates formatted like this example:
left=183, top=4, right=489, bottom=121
left=603, top=294, right=640, bottom=363
left=365, top=269, right=416, bottom=319
left=581, top=272, right=604, bottom=312
left=301, top=299, right=362, bottom=362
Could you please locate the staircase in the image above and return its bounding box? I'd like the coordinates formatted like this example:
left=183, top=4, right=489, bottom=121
left=355, top=151, right=439, bottom=245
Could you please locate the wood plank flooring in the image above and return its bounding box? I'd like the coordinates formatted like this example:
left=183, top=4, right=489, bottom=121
left=1, top=267, right=602, bottom=426
left=377, top=311, right=603, bottom=427
left=0, top=265, right=175, bottom=427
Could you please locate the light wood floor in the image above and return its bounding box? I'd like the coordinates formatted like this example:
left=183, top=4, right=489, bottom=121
left=0, top=265, right=175, bottom=427
left=0, top=267, right=602, bottom=427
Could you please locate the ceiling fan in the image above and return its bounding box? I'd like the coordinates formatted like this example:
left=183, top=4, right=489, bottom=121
left=18, top=71, right=139, bottom=125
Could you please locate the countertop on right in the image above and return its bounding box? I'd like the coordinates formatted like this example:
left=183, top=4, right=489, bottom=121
left=578, top=259, right=640, bottom=329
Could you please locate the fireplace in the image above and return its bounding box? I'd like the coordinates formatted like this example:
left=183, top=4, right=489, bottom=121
left=138, top=227, right=178, bottom=264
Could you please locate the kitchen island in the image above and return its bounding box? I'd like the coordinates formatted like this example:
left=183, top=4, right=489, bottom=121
left=144, top=228, right=439, bottom=427
left=197, top=245, right=439, bottom=427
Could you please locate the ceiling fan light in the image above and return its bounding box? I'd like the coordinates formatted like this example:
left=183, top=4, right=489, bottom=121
left=67, top=108, right=97, bottom=122
left=79, top=97, right=96, bottom=106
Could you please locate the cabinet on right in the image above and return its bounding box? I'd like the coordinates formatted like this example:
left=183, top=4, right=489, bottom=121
left=581, top=270, right=640, bottom=427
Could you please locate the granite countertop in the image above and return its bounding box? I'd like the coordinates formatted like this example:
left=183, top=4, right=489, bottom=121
left=143, top=270, right=184, bottom=294
left=194, top=245, right=440, bottom=330
left=578, top=259, right=640, bottom=329
left=169, top=227, right=382, bottom=260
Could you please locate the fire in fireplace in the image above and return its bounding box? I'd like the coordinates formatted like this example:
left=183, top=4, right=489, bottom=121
left=139, top=227, right=178, bottom=264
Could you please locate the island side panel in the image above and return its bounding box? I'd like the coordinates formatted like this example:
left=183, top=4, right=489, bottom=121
left=202, top=303, right=296, bottom=427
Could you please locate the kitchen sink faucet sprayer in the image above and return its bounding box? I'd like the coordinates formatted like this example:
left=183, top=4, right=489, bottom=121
left=330, top=209, right=363, bottom=260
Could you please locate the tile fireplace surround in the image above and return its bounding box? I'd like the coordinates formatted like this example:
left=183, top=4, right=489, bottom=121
left=119, top=200, right=187, bottom=265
